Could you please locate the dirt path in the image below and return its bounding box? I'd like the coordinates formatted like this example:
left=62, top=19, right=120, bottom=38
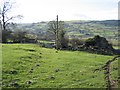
left=94, top=55, right=120, bottom=90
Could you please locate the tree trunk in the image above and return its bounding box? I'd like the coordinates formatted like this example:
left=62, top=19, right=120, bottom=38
left=56, top=15, right=59, bottom=50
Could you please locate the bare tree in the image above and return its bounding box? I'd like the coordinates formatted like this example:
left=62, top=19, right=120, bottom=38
left=0, top=0, right=23, bottom=42
left=48, top=15, right=66, bottom=49
left=1, top=0, right=23, bottom=30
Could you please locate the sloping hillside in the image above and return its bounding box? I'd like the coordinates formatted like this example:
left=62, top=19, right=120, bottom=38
left=2, top=44, right=118, bottom=88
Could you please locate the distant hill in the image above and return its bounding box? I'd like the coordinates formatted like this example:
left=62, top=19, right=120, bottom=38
left=9, top=20, right=118, bottom=40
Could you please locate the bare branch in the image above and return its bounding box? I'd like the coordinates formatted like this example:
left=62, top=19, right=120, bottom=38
left=2, top=2, right=12, bottom=14
left=5, top=15, right=23, bottom=24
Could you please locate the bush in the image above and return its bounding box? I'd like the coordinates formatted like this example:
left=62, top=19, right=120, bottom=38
left=83, top=35, right=114, bottom=55
left=60, top=38, right=69, bottom=49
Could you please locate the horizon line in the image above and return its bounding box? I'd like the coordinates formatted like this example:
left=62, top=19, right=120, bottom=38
left=15, top=19, right=118, bottom=24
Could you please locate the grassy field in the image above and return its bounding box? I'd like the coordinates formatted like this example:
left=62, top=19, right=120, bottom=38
left=2, top=44, right=118, bottom=88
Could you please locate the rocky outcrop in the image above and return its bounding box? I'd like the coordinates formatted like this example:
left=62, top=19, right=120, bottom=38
left=83, top=35, right=114, bottom=55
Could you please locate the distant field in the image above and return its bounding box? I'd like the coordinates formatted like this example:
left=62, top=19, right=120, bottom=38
left=2, top=44, right=118, bottom=88
left=10, top=20, right=118, bottom=41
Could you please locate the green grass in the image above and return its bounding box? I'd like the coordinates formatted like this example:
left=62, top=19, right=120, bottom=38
left=38, top=40, right=55, bottom=44
left=2, top=44, right=118, bottom=88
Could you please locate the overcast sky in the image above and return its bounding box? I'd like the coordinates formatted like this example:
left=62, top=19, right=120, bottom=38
left=0, top=0, right=119, bottom=23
